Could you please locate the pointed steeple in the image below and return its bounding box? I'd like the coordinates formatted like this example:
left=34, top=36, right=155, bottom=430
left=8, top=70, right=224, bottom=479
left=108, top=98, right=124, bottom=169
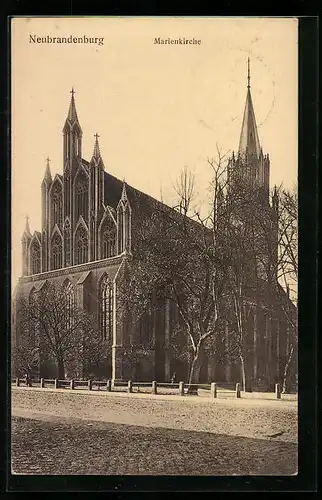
left=67, top=87, right=79, bottom=123
left=120, top=179, right=129, bottom=204
left=63, top=88, right=82, bottom=165
left=93, top=133, right=101, bottom=159
left=24, top=215, right=31, bottom=238
left=43, top=157, right=52, bottom=184
left=238, top=58, right=261, bottom=159
left=90, top=133, right=104, bottom=169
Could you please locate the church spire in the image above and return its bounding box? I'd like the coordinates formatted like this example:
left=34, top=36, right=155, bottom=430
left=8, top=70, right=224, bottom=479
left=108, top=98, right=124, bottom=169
left=238, top=58, right=261, bottom=159
left=67, top=87, right=79, bottom=123
left=90, top=133, right=104, bottom=169
left=93, top=133, right=101, bottom=160
left=43, top=157, right=52, bottom=184
left=63, top=88, right=82, bottom=165
left=24, top=215, right=31, bottom=237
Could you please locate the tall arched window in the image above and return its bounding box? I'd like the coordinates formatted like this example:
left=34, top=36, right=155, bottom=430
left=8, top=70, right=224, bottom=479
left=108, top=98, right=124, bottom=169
left=64, top=219, right=71, bottom=266
left=99, top=275, right=113, bottom=341
left=75, top=225, right=88, bottom=265
left=30, top=240, right=41, bottom=275
left=63, top=280, right=75, bottom=330
left=29, top=288, right=38, bottom=346
left=75, top=174, right=88, bottom=222
left=51, top=232, right=63, bottom=270
left=101, top=218, right=116, bottom=258
left=51, top=183, right=63, bottom=228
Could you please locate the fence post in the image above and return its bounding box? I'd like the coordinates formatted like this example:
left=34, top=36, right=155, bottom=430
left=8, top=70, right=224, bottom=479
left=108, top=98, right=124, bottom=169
left=210, top=382, right=217, bottom=398
left=151, top=381, right=157, bottom=395
left=179, top=381, right=184, bottom=396
left=40, top=378, right=44, bottom=388
left=127, top=380, right=133, bottom=393
left=54, top=378, right=59, bottom=389
left=88, top=379, right=92, bottom=391
left=236, top=383, right=241, bottom=398
left=275, top=383, right=281, bottom=399
left=16, top=378, right=20, bottom=387
left=106, top=379, right=112, bottom=392
left=70, top=379, right=75, bottom=390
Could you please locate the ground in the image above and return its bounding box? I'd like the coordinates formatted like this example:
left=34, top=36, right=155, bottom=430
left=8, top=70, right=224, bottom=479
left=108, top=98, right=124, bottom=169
left=11, top=388, right=298, bottom=476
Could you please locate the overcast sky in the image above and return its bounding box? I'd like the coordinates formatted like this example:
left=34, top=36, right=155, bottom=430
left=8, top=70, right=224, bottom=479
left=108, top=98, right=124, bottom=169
left=11, top=17, right=298, bottom=286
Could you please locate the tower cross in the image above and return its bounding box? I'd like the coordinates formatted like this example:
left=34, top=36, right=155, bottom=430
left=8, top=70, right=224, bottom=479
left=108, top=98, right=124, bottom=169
left=94, top=133, right=100, bottom=140
left=70, top=87, right=75, bottom=97
left=247, top=57, right=251, bottom=89
left=46, top=156, right=50, bottom=165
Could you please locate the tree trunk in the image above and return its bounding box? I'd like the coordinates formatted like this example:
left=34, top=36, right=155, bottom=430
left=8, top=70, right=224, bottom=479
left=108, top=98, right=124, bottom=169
left=240, top=354, right=246, bottom=392
left=282, top=344, right=295, bottom=394
left=240, top=354, right=252, bottom=392
left=56, top=356, right=65, bottom=379
left=187, top=349, right=200, bottom=394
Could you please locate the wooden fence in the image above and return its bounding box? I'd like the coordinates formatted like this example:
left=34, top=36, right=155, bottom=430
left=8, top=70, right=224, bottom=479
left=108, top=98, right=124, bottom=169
left=12, top=377, right=284, bottom=399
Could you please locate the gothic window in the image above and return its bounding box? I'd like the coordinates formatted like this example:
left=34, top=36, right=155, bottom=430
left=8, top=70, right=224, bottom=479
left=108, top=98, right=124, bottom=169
left=64, top=220, right=71, bottom=266
left=51, top=232, right=63, bottom=270
left=99, top=275, right=113, bottom=341
left=75, top=174, right=88, bottom=222
left=30, top=240, right=41, bottom=275
left=75, top=225, right=88, bottom=265
left=63, top=280, right=75, bottom=330
left=29, top=288, right=37, bottom=346
left=117, top=207, right=124, bottom=253
left=51, top=183, right=63, bottom=228
left=139, top=302, right=154, bottom=345
left=101, top=217, right=116, bottom=258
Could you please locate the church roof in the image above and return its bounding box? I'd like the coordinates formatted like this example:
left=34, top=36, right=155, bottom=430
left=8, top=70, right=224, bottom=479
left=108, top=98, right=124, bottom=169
left=103, top=170, right=205, bottom=233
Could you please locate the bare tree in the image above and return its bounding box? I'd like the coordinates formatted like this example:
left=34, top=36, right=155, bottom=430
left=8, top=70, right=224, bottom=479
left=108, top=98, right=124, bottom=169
left=276, top=187, right=298, bottom=392
left=16, top=282, right=103, bottom=379
left=125, top=151, right=230, bottom=388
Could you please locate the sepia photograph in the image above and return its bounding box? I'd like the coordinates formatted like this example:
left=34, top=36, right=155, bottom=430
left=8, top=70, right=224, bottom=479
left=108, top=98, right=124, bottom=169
left=11, top=16, right=298, bottom=477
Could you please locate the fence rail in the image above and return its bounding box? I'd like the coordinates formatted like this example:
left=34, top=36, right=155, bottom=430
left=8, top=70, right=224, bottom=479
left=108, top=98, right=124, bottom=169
left=11, top=377, right=288, bottom=400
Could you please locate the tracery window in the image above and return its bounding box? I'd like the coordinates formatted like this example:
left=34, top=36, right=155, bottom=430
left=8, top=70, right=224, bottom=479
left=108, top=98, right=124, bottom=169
left=30, top=241, right=41, bottom=275
left=138, top=301, right=154, bottom=345
left=64, top=219, right=71, bottom=266
left=51, top=183, right=63, bottom=228
left=63, top=280, right=75, bottom=330
left=75, top=226, right=88, bottom=265
left=29, top=288, right=37, bottom=346
left=101, top=218, right=116, bottom=258
left=99, top=275, right=113, bottom=341
left=51, top=232, right=63, bottom=270
left=75, top=174, right=88, bottom=221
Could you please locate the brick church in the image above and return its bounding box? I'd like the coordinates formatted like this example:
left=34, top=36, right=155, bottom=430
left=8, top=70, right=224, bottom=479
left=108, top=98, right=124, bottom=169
left=12, top=67, right=297, bottom=389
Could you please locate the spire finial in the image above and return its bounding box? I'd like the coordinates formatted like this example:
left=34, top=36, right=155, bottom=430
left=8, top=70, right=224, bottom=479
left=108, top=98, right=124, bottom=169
left=70, top=87, right=75, bottom=98
left=92, top=133, right=101, bottom=160
left=247, top=57, right=251, bottom=89
left=46, top=156, right=50, bottom=166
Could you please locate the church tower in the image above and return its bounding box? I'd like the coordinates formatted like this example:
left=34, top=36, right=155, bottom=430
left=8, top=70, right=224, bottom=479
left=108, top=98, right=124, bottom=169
left=63, top=89, right=83, bottom=263
left=228, top=58, right=270, bottom=200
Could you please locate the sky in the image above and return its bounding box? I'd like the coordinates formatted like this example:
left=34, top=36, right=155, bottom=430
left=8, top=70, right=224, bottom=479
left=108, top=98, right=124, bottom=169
left=11, top=17, right=298, bottom=286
